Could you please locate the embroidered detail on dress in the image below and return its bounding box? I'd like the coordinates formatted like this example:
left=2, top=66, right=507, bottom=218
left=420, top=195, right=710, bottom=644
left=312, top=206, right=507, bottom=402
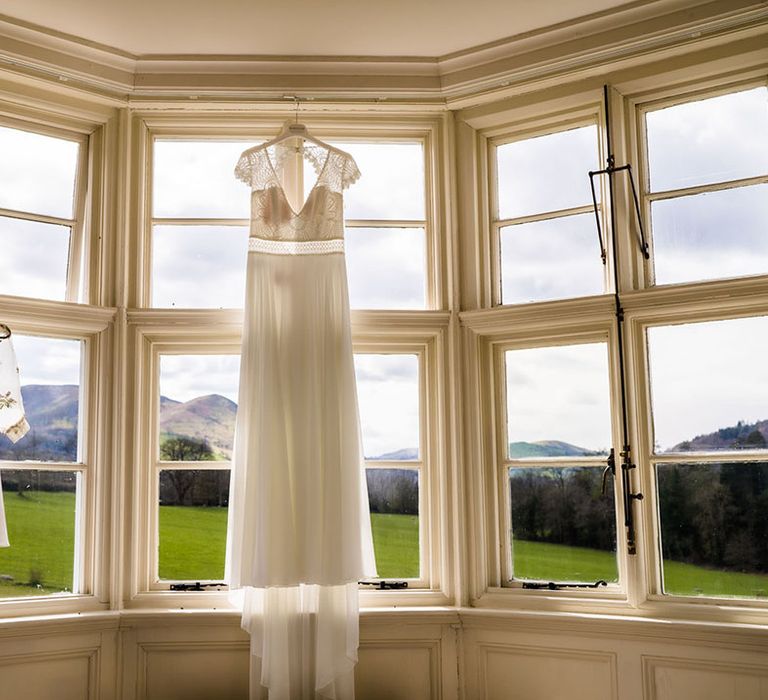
left=248, top=238, right=344, bottom=256
left=6, top=416, right=30, bottom=443
left=0, top=391, right=17, bottom=410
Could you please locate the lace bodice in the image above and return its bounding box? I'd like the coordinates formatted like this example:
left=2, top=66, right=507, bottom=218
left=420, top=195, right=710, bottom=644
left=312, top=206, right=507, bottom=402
left=235, top=142, right=361, bottom=242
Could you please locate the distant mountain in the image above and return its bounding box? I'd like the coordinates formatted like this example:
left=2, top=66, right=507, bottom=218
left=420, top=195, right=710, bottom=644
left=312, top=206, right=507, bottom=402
left=371, top=448, right=418, bottom=460
left=159, top=394, right=238, bottom=459
left=0, top=385, right=79, bottom=461
left=508, top=440, right=603, bottom=458
left=670, top=419, right=768, bottom=452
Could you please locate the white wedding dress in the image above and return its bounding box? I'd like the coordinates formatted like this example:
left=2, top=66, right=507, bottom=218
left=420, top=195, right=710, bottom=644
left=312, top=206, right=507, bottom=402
left=227, top=140, right=376, bottom=700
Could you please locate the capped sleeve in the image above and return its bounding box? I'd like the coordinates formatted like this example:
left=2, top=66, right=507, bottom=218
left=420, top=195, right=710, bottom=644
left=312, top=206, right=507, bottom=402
left=341, top=154, right=361, bottom=190
left=234, top=149, right=256, bottom=187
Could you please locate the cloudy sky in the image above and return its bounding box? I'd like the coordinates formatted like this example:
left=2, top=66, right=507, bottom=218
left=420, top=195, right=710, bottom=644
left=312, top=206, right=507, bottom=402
left=2, top=87, right=768, bottom=458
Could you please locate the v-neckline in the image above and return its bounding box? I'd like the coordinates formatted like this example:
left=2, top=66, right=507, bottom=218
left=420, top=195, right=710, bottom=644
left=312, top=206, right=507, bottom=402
left=263, top=144, right=332, bottom=218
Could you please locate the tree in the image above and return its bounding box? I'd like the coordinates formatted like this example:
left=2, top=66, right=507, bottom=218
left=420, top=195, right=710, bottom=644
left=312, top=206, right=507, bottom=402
left=160, top=434, right=215, bottom=461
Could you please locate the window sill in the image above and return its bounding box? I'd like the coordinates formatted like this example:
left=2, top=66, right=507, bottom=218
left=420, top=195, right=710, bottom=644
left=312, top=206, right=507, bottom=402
left=473, top=587, right=768, bottom=628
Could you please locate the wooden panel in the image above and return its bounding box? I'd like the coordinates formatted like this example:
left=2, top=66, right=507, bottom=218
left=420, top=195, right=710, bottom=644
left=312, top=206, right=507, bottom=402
left=0, top=653, right=93, bottom=700
left=357, top=644, right=438, bottom=700
left=479, top=644, right=617, bottom=700
left=141, top=644, right=249, bottom=700
left=644, top=657, right=768, bottom=700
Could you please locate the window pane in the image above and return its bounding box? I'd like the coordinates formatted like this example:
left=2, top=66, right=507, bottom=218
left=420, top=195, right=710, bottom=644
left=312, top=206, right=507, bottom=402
left=646, top=87, right=768, bottom=192
left=345, top=227, right=426, bottom=309
left=648, top=317, right=768, bottom=453
left=505, top=343, right=611, bottom=458
left=153, top=140, right=254, bottom=219
left=366, top=468, right=419, bottom=579
left=0, top=126, right=79, bottom=218
left=0, top=469, right=77, bottom=597
left=500, top=213, right=605, bottom=304
left=159, top=355, right=240, bottom=462
left=657, top=462, right=768, bottom=598
left=509, top=467, right=617, bottom=582
left=0, top=217, right=70, bottom=301
left=0, top=335, right=81, bottom=463
left=152, top=225, right=249, bottom=308
left=331, top=142, right=425, bottom=220
left=497, top=125, right=599, bottom=220
left=354, top=354, right=419, bottom=460
left=651, top=184, right=768, bottom=286
left=158, top=469, right=229, bottom=581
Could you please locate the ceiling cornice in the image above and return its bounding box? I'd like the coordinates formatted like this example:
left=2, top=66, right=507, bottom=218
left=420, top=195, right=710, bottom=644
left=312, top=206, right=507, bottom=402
left=0, top=0, right=765, bottom=109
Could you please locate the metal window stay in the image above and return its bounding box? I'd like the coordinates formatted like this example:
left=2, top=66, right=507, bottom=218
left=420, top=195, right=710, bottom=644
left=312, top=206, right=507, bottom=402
left=589, top=84, right=647, bottom=556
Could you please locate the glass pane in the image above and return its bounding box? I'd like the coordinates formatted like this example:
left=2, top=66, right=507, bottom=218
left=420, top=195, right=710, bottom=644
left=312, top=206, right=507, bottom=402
left=354, top=354, right=419, bottom=460
left=152, top=225, right=249, bottom=308
left=500, top=213, right=605, bottom=304
left=657, top=462, right=768, bottom=598
left=0, top=126, right=79, bottom=218
left=159, top=355, right=240, bottom=461
left=158, top=469, right=229, bottom=581
left=0, top=469, right=77, bottom=597
left=505, top=343, right=611, bottom=457
left=648, top=317, right=768, bottom=453
left=509, top=467, right=617, bottom=582
left=345, top=227, right=426, bottom=309
left=651, top=184, right=768, bottom=286
left=331, top=141, right=425, bottom=220
left=0, top=335, right=81, bottom=463
left=153, top=140, right=255, bottom=218
left=646, top=87, right=768, bottom=192
left=0, top=217, right=70, bottom=301
left=367, top=468, right=419, bottom=579
left=496, top=125, right=599, bottom=220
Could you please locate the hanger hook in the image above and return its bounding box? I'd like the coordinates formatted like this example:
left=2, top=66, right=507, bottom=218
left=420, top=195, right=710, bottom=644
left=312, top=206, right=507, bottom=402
left=0, top=323, right=11, bottom=340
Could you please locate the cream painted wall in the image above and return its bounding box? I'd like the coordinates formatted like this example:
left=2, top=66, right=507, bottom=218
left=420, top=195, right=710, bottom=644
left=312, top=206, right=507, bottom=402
left=1, top=612, right=766, bottom=699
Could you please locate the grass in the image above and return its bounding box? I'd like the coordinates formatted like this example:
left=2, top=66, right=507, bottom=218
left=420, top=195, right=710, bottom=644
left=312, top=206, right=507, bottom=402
left=0, top=490, right=76, bottom=598
left=157, top=507, right=420, bottom=581
left=4, top=493, right=766, bottom=599
left=158, top=505, right=229, bottom=580
left=514, top=539, right=768, bottom=598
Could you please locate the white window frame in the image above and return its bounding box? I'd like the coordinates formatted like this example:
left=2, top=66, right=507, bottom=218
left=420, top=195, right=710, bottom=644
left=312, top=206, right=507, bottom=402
left=635, top=76, right=768, bottom=289
left=466, top=67, right=768, bottom=624
left=0, top=116, right=89, bottom=304
left=138, top=119, right=444, bottom=311
left=127, top=113, right=452, bottom=609
left=487, top=105, right=610, bottom=308
left=0, top=300, right=113, bottom=617
left=495, top=329, right=626, bottom=593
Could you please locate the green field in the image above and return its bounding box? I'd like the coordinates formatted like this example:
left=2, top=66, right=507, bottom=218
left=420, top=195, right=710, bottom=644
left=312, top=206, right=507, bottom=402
left=4, top=492, right=768, bottom=599
left=0, top=491, right=76, bottom=598
left=514, top=539, right=768, bottom=597
left=158, top=506, right=420, bottom=580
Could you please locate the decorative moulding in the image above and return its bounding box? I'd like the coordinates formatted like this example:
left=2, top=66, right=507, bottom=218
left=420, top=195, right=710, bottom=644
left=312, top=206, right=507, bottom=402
left=0, top=1, right=765, bottom=106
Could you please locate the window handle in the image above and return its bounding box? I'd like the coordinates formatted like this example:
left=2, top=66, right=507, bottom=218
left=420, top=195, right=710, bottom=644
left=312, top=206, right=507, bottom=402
left=601, top=448, right=616, bottom=496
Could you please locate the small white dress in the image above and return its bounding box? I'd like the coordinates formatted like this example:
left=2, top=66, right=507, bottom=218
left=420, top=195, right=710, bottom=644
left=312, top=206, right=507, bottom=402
left=227, top=141, right=376, bottom=700
left=0, top=333, right=30, bottom=547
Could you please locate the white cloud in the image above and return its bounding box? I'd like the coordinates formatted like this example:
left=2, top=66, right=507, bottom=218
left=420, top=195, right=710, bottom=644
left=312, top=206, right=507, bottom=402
left=506, top=343, right=611, bottom=453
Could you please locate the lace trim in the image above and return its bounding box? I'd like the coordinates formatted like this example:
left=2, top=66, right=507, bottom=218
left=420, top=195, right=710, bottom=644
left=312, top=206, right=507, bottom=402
left=235, top=146, right=361, bottom=191
left=248, top=237, right=344, bottom=256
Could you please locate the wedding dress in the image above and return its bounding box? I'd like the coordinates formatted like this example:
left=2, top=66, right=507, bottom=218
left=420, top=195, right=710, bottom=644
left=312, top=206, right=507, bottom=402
left=0, top=331, right=30, bottom=547
left=227, top=139, right=376, bottom=700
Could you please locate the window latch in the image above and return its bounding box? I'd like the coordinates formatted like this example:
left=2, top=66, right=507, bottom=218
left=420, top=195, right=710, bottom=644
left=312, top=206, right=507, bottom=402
left=169, top=582, right=226, bottom=591
left=359, top=580, right=409, bottom=590
left=522, top=580, right=608, bottom=591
